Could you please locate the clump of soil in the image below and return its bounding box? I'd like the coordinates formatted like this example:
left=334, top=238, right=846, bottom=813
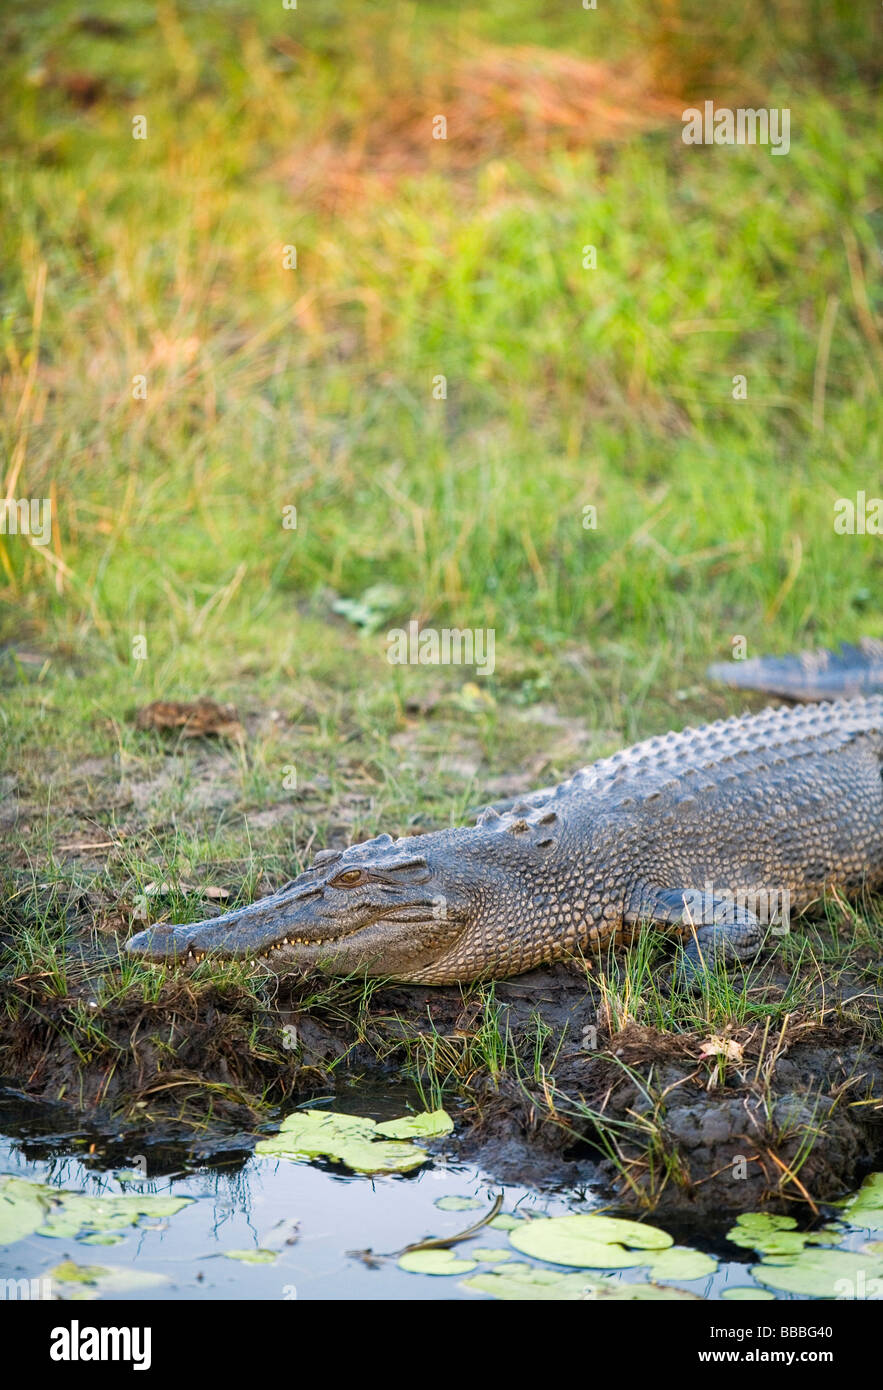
left=2, top=933, right=882, bottom=1216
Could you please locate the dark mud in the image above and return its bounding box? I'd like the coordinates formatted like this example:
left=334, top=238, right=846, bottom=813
left=2, top=935, right=882, bottom=1216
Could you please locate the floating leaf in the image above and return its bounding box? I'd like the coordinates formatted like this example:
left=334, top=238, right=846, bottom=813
left=751, top=1247, right=883, bottom=1298
left=397, top=1249, right=478, bottom=1275
left=38, top=1218, right=83, bottom=1240
left=435, top=1196, right=483, bottom=1213
left=50, top=1262, right=168, bottom=1298
left=645, top=1247, right=718, bottom=1281
left=52, top=1261, right=108, bottom=1285
left=727, top=1212, right=843, bottom=1257
left=276, top=1110, right=377, bottom=1143
left=376, top=1110, right=453, bottom=1139
left=464, top=1266, right=699, bottom=1301
left=840, top=1173, right=883, bottom=1230
left=80, top=1233, right=125, bottom=1246
left=729, top=1212, right=797, bottom=1237
left=0, top=1177, right=50, bottom=1246
left=721, top=1286, right=776, bottom=1301
left=509, top=1214, right=672, bottom=1269
left=335, top=1140, right=428, bottom=1174
left=256, top=1110, right=427, bottom=1174
left=489, top=1213, right=524, bottom=1230
left=470, top=1247, right=512, bottom=1262
left=0, top=1177, right=192, bottom=1246
left=224, top=1249, right=277, bottom=1264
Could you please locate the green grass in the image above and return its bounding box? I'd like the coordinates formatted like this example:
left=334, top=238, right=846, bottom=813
left=1, top=2, right=882, bottom=1195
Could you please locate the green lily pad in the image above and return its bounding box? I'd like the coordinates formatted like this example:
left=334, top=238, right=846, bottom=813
left=840, top=1173, right=883, bottom=1230
left=224, top=1249, right=278, bottom=1264
left=645, top=1246, right=718, bottom=1281
left=0, top=1177, right=51, bottom=1246
left=731, top=1212, right=798, bottom=1234
left=509, top=1214, right=672, bottom=1269
left=53, top=1260, right=109, bottom=1285
left=721, top=1286, right=776, bottom=1301
left=397, top=1248, right=478, bottom=1275
left=489, top=1213, right=524, bottom=1230
left=470, top=1247, right=513, bottom=1262
left=80, top=1233, right=125, bottom=1246
left=727, top=1212, right=843, bottom=1257
left=339, top=1140, right=429, bottom=1174
left=464, top=1266, right=699, bottom=1301
left=751, top=1247, right=883, bottom=1298
left=376, top=1110, right=453, bottom=1139
left=50, top=1262, right=168, bottom=1298
left=255, top=1110, right=428, bottom=1175
left=0, top=1176, right=192, bottom=1246
left=435, top=1196, right=483, bottom=1212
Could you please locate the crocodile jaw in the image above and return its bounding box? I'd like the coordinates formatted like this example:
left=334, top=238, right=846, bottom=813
left=125, top=908, right=464, bottom=979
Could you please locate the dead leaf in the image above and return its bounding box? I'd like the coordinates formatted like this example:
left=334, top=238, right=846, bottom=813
left=698, top=1036, right=744, bottom=1064
left=134, top=698, right=245, bottom=744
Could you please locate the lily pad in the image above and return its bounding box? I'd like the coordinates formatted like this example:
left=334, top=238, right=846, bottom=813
left=50, top=1262, right=168, bottom=1298
left=840, top=1173, right=883, bottom=1230
left=644, top=1246, right=718, bottom=1281
left=727, top=1212, right=843, bottom=1257
left=0, top=1177, right=51, bottom=1246
left=470, top=1247, right=513, bottom=1262
left=224, top=1249, right=278, bottom=1264
left=509, top=1214, right=672, bottom=1269
left=52, top=1261, right=109, bottom=1285
left=397, top=1249, right=478, bottom=1275
left=337, top=1140, right=429, bottom=1175
left=376, top=1110, right=453, bottom=1139
left=435, top=1196, right=483, bottom=1212
left=464, top=1266, right=699, bottom=1301
left=255, top=1110, right=428, bottom=1175
left=489, top=1213, right=524, bottom=1230
left=40, top=1193, right=191, bottom=1239
left=751, top=1247, right=883, bottom=1298
left=721, top=1286, right=776, bottom=1301
left=0, top=1177, right=192, bottom=1246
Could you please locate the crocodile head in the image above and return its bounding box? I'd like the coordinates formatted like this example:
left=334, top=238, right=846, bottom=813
left=125, top=807, right=571, bottom=984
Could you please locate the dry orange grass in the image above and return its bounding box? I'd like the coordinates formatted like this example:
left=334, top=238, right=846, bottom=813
left=288, top=44, right=682, bottom=208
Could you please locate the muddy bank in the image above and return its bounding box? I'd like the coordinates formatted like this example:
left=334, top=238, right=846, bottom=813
left=2, top=946, right=882, bottom=1215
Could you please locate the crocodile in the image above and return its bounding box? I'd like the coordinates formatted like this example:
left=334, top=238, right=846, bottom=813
left=126, top=644, right=883, bottom=984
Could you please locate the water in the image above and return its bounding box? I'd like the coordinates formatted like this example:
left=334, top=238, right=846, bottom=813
left=0, top=1091, right=877, bottom=1301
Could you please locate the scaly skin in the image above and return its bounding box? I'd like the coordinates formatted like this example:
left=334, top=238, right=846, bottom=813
left=707, top=638, right=883, bottom=701
left=126, top=692, right=883, bottom=984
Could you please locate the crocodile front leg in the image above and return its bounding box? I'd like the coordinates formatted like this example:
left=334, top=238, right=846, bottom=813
left=625, top=883, right=764, bottom=979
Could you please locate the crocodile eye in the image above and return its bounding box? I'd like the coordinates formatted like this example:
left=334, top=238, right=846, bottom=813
left=330, top=868, right=367, bottom=888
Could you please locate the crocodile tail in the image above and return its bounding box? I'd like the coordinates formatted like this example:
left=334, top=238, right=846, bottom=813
left=707, top=637, right=883, bottom=701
